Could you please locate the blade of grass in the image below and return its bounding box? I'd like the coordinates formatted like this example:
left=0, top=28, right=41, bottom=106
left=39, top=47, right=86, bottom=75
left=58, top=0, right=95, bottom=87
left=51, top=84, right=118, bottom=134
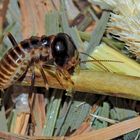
left=45, top=11, right=61, bottom=36
left=0, top=106, right=8, bottom=131
left=42, top=89, right=63, bottom=136
left=92, top=102, right=110, bottom=129
left=102, top=37, right=125, bottom=50
left=109, top=97, right=139, bottom=139
left=54, top=96, right=72, bottom=136
left=87, top=11, right=110, bottom=54
left=59, top=94, right=91, bottom=136
left=60, top=0, right=70, bottom=34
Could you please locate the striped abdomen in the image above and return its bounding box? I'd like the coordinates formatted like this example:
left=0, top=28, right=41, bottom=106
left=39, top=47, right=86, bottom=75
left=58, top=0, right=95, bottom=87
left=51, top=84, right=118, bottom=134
left=0, top=35, right=50, bottom=90
left=0, top=33, right=78, bottom=90
left=0, top=45, right=29, bottom=90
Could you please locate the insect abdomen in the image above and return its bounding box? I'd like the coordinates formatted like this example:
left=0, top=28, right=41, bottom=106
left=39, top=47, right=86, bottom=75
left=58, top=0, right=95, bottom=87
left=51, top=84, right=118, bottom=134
left=0, top=45, right=29, bottom=90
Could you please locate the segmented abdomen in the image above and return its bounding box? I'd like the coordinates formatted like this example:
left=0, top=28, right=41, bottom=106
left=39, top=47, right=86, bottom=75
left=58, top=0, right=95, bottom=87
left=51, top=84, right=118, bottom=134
left=0, top=45, right=29, bottom=90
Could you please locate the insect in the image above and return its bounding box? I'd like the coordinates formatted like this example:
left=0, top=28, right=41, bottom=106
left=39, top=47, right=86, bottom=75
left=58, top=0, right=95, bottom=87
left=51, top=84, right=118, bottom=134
left=0, top=33, right=80, bottom=134
left=0, top=32, right=80, bottom=91
left=0, top=32, right=121, bottom=135
left=0, top=32, right=122, bottom=92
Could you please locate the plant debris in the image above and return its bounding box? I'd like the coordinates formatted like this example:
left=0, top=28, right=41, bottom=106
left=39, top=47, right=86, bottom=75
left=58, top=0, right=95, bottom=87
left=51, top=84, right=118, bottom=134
left=0, top=0, right=140, bottom=140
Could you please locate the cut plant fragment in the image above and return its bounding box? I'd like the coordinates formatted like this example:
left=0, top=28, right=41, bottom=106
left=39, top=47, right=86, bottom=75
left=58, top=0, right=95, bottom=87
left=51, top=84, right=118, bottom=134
left=85, top=43, right=140, bottom=77
left=90, top=0, right=140, bottom=59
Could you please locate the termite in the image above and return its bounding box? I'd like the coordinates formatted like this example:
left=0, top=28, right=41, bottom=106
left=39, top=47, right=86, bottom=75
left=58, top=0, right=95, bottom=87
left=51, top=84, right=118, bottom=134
left=0, top=33, right=79, bottom=91
left=0, top=32, right=122, bottom=92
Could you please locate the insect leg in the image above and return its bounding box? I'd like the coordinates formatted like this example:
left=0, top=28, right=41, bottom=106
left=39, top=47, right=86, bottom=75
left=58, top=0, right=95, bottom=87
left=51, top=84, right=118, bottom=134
left=28, top=66, right=36, bottom=136
left=38, top=66, right=49, bottom=90
left=55, top=69, right=65, bottom=89
left=17, top=65, right=30, bottom=82
left=58, top=68, right=74, bottom=85
left=42, top=64, right=73, bottom=92
left=42, top=64, right=65, bottom=89
left=56, top=68, right=75, bottom=96
left=0, top=90, right=4, bottom=110
left=7, top=32, right=18, bottom=48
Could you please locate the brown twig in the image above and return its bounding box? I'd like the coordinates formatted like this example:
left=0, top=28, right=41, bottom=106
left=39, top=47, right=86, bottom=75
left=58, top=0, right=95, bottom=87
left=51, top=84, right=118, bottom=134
left=0, top=0, right=9, bottom=29
left=69, top=116, right=140, bottom=140
left=0, top=0, right=9, bottom=43
left=0, top=130, right=66, bottom=140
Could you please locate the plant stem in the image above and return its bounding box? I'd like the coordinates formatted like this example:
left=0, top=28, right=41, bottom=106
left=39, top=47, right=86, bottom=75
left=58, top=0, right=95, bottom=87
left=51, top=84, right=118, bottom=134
left=20, top=70, right=140, bottom=101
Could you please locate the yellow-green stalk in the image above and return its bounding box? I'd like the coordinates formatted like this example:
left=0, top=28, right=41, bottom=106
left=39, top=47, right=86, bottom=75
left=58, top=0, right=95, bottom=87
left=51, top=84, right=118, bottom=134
left=86, top=43, right=140, bottom=77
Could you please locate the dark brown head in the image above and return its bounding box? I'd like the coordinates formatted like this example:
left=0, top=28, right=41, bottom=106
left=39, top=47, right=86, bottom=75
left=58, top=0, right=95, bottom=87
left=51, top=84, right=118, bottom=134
left=51, top=33, right=79, bottom=69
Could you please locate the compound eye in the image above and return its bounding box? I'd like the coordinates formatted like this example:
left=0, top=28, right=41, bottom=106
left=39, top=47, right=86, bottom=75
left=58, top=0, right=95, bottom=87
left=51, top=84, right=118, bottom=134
left=41, top=36, right=50, bottom=47
left=53, top=41, right=67, bottom=56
